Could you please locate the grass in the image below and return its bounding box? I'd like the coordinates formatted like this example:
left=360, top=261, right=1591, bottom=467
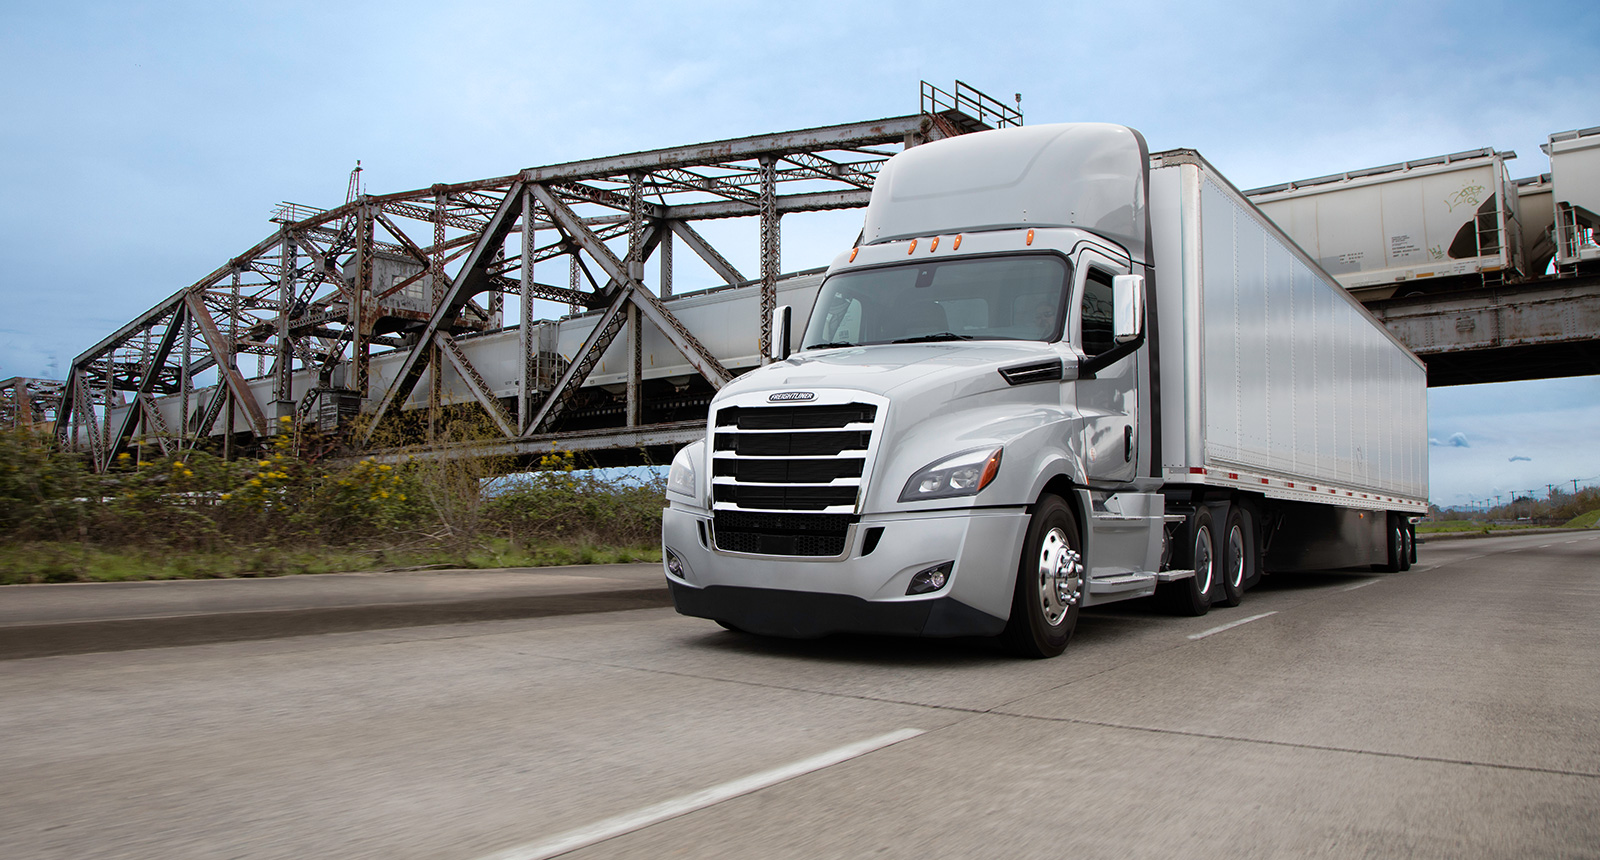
left=1416, top=518, right=1598, bottom=535
left=0, top=540, right=661, bottom=586
left=1565, top=509, right=1600, bottom=529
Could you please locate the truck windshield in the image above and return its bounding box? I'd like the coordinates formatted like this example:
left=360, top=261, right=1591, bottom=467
left=801, top=254, right=1071, bottom=349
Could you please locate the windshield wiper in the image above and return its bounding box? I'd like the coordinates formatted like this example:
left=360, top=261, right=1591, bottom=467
left=805, top=341, right=858, bottom=350
left=890, top=332, right=973, bottom=344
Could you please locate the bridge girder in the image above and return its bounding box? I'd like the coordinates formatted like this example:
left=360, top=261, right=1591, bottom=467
left=1368, top=274, right=1600, bottom=386
left=55, top=107, right=964, bottom=469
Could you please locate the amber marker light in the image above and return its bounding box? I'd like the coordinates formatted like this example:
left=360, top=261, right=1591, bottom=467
left=953, top=234, right=963, bottom=250
left=978, top=448, right=1003, bottom=490
left=929, top=236, right=939, bottom=252
left=1026, top=229, right=1035, bottom=245
left=849, top=247, right=858, bottom=262
left=908, top=239, right=918, bottom=254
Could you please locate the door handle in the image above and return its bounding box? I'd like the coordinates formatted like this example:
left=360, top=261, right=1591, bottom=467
left=1124, top=425, right=1133, bottom=462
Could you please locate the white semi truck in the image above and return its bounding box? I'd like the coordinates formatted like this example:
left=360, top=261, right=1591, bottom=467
left=662, top=123, right=1428, bottom=657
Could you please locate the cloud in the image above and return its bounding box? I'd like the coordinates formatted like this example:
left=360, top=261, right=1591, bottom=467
left=1429, top=432, right=1470, bottom=448
left=1509, top=455, right=1532, bottom=462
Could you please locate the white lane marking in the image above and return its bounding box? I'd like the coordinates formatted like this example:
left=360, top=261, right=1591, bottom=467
left=477, top=728, right=926, bottom=860
left=1343, top=580, right=1380, bottom=591
left=1188, top=611, right=1277, bottom=640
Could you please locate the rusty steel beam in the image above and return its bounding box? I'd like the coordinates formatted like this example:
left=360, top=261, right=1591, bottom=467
left=667, top=220, right=747, bottom=285
left=184, top=292, right=268, bottom=436
left=523, top=285, right=636, bottom=435
left=519, top=115, right=931, bottom=184
left=664, top=189, right=871, bottom=220
left=532, top=185, right=731, bottom=387
left=107, top=304, right=186, bottom=462
left=438, top=332, right=519, bottom=439
left=1369, top=275, right=1600, bottom=386
left=364, top=180, right=528, bottom=442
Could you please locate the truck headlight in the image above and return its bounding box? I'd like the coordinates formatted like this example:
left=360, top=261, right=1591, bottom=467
left=899, top=447, right=1003, bottom=502
left=667, top=442, right=700, bottom=503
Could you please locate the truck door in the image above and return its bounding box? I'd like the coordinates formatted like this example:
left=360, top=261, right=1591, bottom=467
left=1074, top=255, right=1138, bottom=484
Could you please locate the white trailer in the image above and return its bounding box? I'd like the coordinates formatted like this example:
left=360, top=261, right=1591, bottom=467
left=662, top=123, right=1429, bottom=657
left=1245, top=149, right=1524, bottom=299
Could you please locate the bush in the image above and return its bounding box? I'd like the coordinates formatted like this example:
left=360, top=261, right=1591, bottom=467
left=483, top=448, right=666, bottom=548
left=0, top=423, right=666, bottom=581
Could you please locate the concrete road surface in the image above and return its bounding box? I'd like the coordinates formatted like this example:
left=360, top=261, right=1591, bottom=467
left=1, top=531, right=1596, bottom=859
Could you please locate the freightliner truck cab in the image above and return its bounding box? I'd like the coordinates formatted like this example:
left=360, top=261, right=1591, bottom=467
left=662, top=123, right=1174, bottom=657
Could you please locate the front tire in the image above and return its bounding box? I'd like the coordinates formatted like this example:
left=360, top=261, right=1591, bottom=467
left=1001, top=496, right=1084, bottom=658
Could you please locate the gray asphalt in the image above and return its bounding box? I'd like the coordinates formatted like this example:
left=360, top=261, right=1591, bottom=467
left=1, top=531, right=1596, bottom=859
left=0, top=564, right=670, bottom=659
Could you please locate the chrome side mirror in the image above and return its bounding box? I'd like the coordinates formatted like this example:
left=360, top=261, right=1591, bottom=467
left=768, top=305, right=792, bottom=361
left=1113, top=274, right=1144, bottom=343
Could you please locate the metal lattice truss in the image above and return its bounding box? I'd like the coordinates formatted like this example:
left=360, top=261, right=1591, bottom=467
left=56, top=103, right=1001, bottom=469
left=2, top=377, right=65, bottom=431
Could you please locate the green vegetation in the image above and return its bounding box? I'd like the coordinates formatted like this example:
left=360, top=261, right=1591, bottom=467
left=0, top=423, right=664, bottom=585
left=1426, top=485, right=1600, bottom=534
left=1415, top=521, right=1546, bottom=535
left=1565, top=509, right=1600, bottom=529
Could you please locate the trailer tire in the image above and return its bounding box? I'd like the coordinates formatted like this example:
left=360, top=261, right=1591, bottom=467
left=1161, top=508, right=1215, bottom=616
left=1377, top=514, right=1405, bottom=572
left=1400, top=523, right=1414, bottom=571
left=1001, top=496, right=1083, bottom=658
left=1216, top=505, right=1252, bottom=608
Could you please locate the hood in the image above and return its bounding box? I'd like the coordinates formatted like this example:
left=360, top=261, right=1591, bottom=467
left=722, top=342, right=1062, bottom=403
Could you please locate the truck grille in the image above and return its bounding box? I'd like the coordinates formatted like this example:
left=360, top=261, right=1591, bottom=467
left=712, top=511, right=856, bottom=557
left=709, top=402, right=877, bottom=557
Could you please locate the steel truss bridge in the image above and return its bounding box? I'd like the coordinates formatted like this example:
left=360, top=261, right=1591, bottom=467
left=50, top=83, right=1023, bottom=470
left=33, top=83, right=1600, bottom=469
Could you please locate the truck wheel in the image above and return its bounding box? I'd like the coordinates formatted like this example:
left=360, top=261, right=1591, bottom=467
left=1376, top=514, right=1404, bottom=572
left=1216, top=505, right=1252, bottom=608
left=1400, top=523, right=1414, bottom=570
left=1001, top=496, right=1083, bottom=658
left=1162, top=508, right=1215, bottom=616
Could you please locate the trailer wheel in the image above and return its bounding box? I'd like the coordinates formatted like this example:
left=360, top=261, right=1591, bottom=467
left=1162, top=508, right=1215, bottom=616
left=1400, top=523, right=1414, bottom=571
left=1216, top=506, right=1252, bottom=608
left=1001, top=496, right=1083, bottom=658
left=1377, top=514, right=1405, bottom=572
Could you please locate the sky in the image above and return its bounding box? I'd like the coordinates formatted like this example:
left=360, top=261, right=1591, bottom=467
left=2, top=0, right=1597, bottom=508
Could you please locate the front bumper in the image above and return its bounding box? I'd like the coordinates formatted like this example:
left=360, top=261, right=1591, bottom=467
left=661, top=504, right=1029, bottom=639
left=669, top=581, right=1005, bottom=638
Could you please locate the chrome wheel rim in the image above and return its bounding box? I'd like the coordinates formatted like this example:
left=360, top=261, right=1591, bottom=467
left=1194, top=526, right=1214, bottom=594
left=1037, top=527, right=1083, bottom=627
left=1226, top=523, right=1246, bottom=590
